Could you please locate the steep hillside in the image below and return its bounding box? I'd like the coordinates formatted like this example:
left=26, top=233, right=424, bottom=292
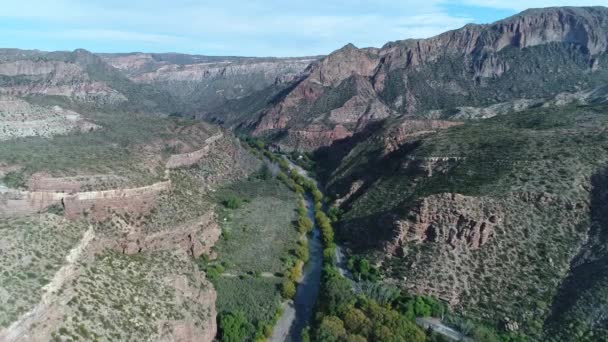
left=248, top=6, right=608, bottom=150
left=317, top=103, right=608, bottom=340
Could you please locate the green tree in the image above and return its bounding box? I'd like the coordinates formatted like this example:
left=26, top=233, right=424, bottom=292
left=295, top=241, right=309, bottom=262
left=414, top=296, right=431, bottom=317
left=345, top=334, right=367, bottom=342
left=258, top=164, right=271, bottom=180
left=319, top=266, right=355, bottom=315
left=317, top=316, right=346, bottom=342
left=312, top=189, right=323, bottom=203
left=343, top=307, right=371, bottom=336
left=218, top=311, right=254, bottom=342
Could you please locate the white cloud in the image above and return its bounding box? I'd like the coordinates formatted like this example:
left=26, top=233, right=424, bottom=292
left=58, top=29, right=190, bottom=44
left=457, top=0, right=608, bottom=11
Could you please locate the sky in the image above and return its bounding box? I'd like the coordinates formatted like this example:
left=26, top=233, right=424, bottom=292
left=1, top=0, right=607, bottom=57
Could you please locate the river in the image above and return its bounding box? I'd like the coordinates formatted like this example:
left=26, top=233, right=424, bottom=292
left=269, top=161, right=324, bottom=342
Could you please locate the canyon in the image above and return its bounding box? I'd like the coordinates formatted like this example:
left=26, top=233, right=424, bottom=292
left=2, top=5, right=608, bottom=342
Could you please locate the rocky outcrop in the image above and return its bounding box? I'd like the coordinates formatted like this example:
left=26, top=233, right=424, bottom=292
left=156, top=271, right=217, bottom=342
left=0, top=181, right=171, bottom=220
left=105, top=210, right=220, bottom=259
left=386, top=193, right=502, bottom=255
left=378, top=7, right=608, bottom=74
left=130, top=59, right=315, bottom=85
left=27, top=173, right=127, bottom=193
left=306, top=44, right=380, bottom=87
left=383, top=120, right=463, bottom=154
left=101, top=53, right=317, bottom=82
left=165, top=133, right=224, bottom=169
left=63, top=181, right=171, bottom=220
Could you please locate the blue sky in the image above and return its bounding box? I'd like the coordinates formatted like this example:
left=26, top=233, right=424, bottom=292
left=1, top=0, right=606, bottom=57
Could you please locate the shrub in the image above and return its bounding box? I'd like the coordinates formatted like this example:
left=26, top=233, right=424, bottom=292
left=327, top=207, right=343, bottom=223
left=347, top=257, right=380, bottom=282
left=257, top=164, right=272, bottom=180
left=295, top=241, right=309, bottom=262
left=2, top=171, right=26, bottom=188
left=297, top=217, right=314, bottom=234
left=288, top=260, right=304, bottom=282
left=223, top=196, right=242, bottom=209
left=281, top=280, right=297, bottom=299
left=205, top=264, right=225, bottom=280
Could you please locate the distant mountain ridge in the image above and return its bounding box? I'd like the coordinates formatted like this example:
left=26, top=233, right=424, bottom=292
left=0, top=48, right=320, bottom=117
left=99, top=52, right=320, bottom=116
left=245, top=6, right=608, bottom=150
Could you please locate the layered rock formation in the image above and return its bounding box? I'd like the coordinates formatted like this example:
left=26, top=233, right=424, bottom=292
left=0, top=59, right=127, bottom=104
left=0, top=49, right=176, bottom=113
left=386, top=193, right=501, bottom=255
left=0, top=180, right=170, bottom=220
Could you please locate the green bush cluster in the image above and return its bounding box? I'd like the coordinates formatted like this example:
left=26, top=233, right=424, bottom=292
left=1, top=170, right=26, bottom=188
left=347, top=256, right=380, bottom=282
left=396, top=295, right=446, bottom=320
left=289, top=152, right=316, bottom=172
left=316, top=268, right=426, bottom=342
left=218, top=311, right=254, bottom=342
left=219, top=308, right=286, bottom=342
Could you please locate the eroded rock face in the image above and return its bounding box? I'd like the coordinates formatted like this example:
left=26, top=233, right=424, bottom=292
left=382, top=120, right=463, bottom=154
left=386, top=193, right=502, bottom=255
left=110, top=211, right=221, bottom=259
left=27, top=173, right=127, bottom=193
